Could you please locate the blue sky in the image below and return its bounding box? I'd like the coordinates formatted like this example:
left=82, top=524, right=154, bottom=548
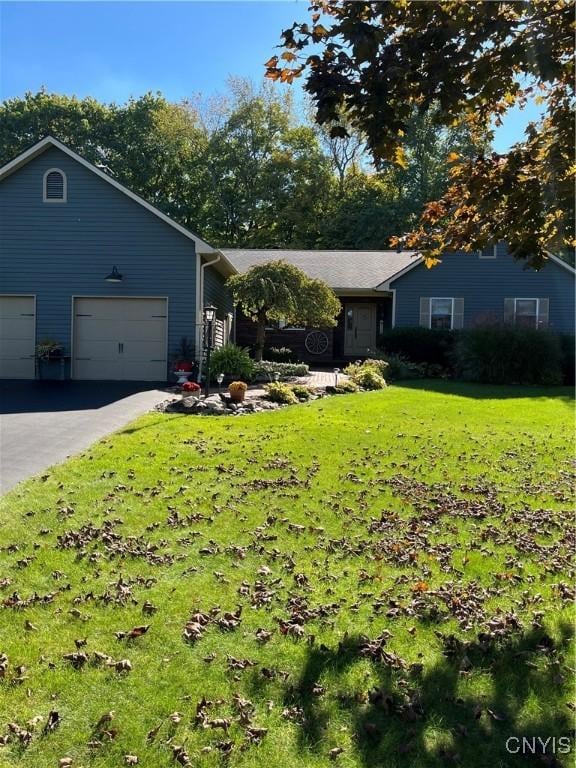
left=0, top=1, right=541, bottom=152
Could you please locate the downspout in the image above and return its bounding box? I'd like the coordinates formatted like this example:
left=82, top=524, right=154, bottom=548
left=197, top=251, right=221, bottom=383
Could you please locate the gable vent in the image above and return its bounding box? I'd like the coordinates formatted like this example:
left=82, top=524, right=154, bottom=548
left=43, top=169, right=66, bottom=202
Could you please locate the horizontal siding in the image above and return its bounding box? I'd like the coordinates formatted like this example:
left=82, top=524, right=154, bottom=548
left=203, top=265, right=233, bottom=318
left=0, top=146, right=203, bottom=369
left=391, top=244, right=575, bottom=334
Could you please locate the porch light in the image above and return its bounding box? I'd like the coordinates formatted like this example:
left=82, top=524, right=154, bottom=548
left=105, top=266, right=123, bottom=283
left=203, top=304, right=217, bottom=323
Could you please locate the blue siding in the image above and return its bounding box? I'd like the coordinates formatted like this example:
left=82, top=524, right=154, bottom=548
left=391, top=243, right=575, bottom=333
left=203, top=263, right=233, bottom=318
left=0, top=146, right=202, bottom=369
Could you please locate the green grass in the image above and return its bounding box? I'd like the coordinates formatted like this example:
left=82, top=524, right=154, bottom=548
left=0, top=382, right=574, bottom=768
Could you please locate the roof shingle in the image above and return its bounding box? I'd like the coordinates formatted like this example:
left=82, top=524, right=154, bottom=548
left=221, top=249, right=420, bottom=290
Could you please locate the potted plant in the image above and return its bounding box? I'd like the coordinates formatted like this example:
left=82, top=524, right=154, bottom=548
left=173, top=336, right=194, bottom=372
left=36, top=339, right=63, bottom=360
left=181, top=381, right=201, bottom=397
left=36, top=339, right=66, bottom=380
left=228, top=380, right=248, bottom=403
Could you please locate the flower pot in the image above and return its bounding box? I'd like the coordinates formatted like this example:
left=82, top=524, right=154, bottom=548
left=229, top=390, right=246, bottom=403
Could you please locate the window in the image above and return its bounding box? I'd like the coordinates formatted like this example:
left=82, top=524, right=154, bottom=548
left=420, top=297, right=465, bottom=329
left=430, top=298, right=454, bottom=329
left=478, top=244, right=497, bottom=259
left=43, top=169, right=67, bottom=202
left=506, top=298, right=549, bottom=329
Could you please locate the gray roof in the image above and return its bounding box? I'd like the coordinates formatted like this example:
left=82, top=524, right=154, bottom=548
left=221, top=249, right=420, bottom=290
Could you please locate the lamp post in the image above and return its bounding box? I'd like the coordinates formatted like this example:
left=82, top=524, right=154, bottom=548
left=203, top=304, right=217, bottom=398
left=216, top=372, right=224, bottom=393
left=333, top=367, right=340, bottom=387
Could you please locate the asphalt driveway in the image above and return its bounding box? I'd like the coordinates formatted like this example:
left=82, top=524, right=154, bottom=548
left=0, top=381, right=170, bottom=494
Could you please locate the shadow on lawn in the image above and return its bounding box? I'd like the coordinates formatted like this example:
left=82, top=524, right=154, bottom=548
left=272, top=625, right=574, bottom=768
left=392, top=378, right=575, bottom=402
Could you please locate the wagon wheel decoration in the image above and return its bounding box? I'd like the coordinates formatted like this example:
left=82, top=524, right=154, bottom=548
left=304, top=330, right=329, bottom=355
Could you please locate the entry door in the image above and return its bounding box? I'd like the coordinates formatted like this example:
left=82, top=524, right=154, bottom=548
left=344, top=303, right=376, bottom=356
left=0, top=296, right=36, bottom=379
left=73, top=298, right=167, bottom=381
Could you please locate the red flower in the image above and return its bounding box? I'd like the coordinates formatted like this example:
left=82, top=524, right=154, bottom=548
left=181, top=381, right=200, bottom=392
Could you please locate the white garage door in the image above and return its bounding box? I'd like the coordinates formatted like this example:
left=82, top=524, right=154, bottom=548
left=0, top=296, right=36, bottom=379
left=73, top=297, right=167, bottom=381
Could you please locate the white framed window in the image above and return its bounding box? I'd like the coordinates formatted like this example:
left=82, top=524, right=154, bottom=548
left=266, top=318, right=306, bottom=331
left=478, top=244, right=497, bottom=259
left=43, top=168, right=67, bottom=202
left=430, top=297, right=454, bottom=329
left=420, top=297, right=464, bottom=329
left=505, top=298, right=549, bottom=329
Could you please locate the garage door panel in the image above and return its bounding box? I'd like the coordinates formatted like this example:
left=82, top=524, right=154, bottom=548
left=122, top=320, right=166, bottom=341
left=123, top=299, right=166, bottom=320
left=73, top=298, right=167, bottom=381
left=75, top=319, right=124, bottom=343
left=0, top=296, right=35, bottom=379
left=122, top=340, right=166, bottom=360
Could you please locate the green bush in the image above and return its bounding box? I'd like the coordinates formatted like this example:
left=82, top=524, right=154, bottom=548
left=265, top=346, right=296, bottom=363
left=327, top=379, right=359, bottom=394
left=454, top=328, right=563, bottom=385
left=209, top=344, right=254, bottom=382
left=378, top=328, right=458, bottom=368
left=252, top=361, right=309, bottom=380
left=344, top=360, right=387, bottom=390
left=558, top=334, right=575, bottom=385
left=379, top=352, right=426, bottom=381
left=264, top=382, right=299, bottom=404
left=290, top=384, right=315, bottom=400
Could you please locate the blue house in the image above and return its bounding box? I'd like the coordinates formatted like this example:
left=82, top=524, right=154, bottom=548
left=1, top=136, right=573, bottom=377
left=0, top=137, right=234, bottom=380
left=225, top=246, right=575, bottom=362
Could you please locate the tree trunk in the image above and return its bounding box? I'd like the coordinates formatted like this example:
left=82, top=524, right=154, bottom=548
left=255, top=313, right=267, bottom=361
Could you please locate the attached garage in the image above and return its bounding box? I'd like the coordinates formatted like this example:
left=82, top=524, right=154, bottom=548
left=73, top=297, right=168, bottom=381
left=0, top=296, right=36, bottom=379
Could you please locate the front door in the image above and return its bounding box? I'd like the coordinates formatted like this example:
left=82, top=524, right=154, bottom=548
left=344, top=303, right=376, bottom=356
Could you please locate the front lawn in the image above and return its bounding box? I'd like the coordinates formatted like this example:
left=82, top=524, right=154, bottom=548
left=0, top=382, right=573, bottom=768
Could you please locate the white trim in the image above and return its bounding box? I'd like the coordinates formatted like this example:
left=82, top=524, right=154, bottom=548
left=430, top=297, right=455, bottom=330
left=544, top=250, right=576, bottom=274
left=390, top=288, right=397, bottom=328
left=0, top=136, right=235, bottom=273
left=70, top=295, right=169, bottom=380
left=375, top=256, right=424, bottom=290
left=512, top=297, right=540, bottom=328
left=478, top=244, right=497, bottom=259
left=43, top=168, right=67, bottom=203
left=197, top=253, right=221, bottom=378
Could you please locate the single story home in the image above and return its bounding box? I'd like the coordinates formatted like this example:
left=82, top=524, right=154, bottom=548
left=224, top=247, right=575, bottom=363
left=0, top=136, right=574, bottom=379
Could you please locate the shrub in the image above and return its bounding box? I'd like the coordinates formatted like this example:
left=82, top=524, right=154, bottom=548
left=252, top=361, right=309, bottom=380
left=291, top=383, right=318, bottom=400
left=378, top=328, right=457, bottom=369
left=209, top=344, right=254, bottom=382
left=344, top=360, right=387, bottom=390
left=378, top=352, right=426, bottom=381
left=228, top=380, right=248, bottom=396
left=453, top=328, right=563, bottom=385
left=326, top=379, right=359, bottom=394
left=264, top=382, right=299, bottom=404
left=352, top=367, right=387, bottom=390
left=266, top=346, right=296, bottom=363
left=558, top=334, right=575, bottom=385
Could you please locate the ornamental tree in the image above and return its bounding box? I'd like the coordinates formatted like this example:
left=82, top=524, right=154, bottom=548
left=266, top=1, right=574, bottom=268
left=227, top=261, right=341, bottom=361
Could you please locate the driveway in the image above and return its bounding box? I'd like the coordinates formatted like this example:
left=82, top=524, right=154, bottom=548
left=0, top=381, right=169, bottom=494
